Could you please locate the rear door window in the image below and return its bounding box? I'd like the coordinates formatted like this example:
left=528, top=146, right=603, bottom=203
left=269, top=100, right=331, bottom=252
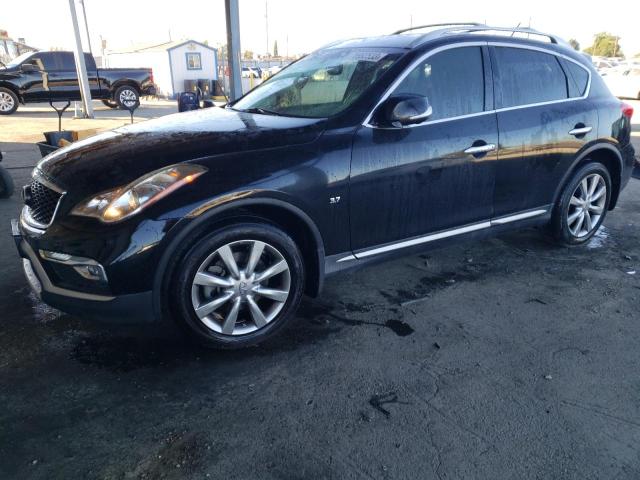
left=393, top=46, right=485, bottom=121
left=493, top=47, right=569, bottom=108
left=57, top=52, right=76, bottom=70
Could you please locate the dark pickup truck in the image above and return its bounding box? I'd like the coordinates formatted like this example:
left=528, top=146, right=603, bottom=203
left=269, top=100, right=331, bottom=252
left=0, top=51, right=156, bottom=115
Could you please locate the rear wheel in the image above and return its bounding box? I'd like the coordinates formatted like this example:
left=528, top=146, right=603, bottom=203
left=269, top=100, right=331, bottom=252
left=172, top=223, right=305, bottom=349
left=0, top=88, right=18, bottom=115
left=551, top=161, right=611, bottom=246
left=115, top=85, right=140, bottom=109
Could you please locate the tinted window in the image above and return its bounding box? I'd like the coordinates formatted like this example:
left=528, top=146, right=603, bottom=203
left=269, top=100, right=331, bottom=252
left=58, top=52, right=76, bottom=70
left=494, top=47, right=568, bottom=108
left=23, top=52, right=57, bottom=71
left=561, top=59, right=589, bottom=97
left=394, top=47, right=485, bottom=121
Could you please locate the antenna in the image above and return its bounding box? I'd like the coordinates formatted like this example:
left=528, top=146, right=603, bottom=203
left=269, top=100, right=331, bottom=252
left=510, top=22, right=521, bottom=37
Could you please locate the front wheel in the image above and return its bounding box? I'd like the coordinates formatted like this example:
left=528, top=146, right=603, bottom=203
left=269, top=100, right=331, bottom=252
left=551, top=161, right=611, bottom=246
left=101, top=98, right=118, bottom=109
left=171, top=223, right=305, bottom=349
left=0, top=87, right=18, bottom=115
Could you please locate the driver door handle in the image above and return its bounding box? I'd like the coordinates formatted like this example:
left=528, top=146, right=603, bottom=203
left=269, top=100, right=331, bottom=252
left=464, top=143, right=496, bottom=155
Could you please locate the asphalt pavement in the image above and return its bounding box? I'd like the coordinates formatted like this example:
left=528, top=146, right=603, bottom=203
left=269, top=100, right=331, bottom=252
left=0, top=104, right=639, bottom=479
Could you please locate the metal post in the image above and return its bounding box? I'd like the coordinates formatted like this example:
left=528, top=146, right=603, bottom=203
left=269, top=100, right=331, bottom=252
left=68, top=0, right=94, bottom=118
left=225, top=0, right=242, bottom=101
left=79, top=0, right=93, bottom=56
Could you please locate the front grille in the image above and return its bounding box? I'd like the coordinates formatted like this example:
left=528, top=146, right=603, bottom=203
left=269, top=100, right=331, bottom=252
left=25, top=180, right=63, bottom=226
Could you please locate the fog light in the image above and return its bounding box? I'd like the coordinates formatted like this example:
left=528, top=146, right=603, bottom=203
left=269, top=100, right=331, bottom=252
left=39, top=250, right=108, bottom=282
left=73, top=264, right=106, bottom=281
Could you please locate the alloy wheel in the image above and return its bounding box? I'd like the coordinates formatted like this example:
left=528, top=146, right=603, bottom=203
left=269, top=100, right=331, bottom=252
left=119, top=89, right=137, bottom=105
left=190, top=240, right=291, bottom=336
left=0, top=92, right=15, bottom=112
left=567, top=173, right=607, bottom=238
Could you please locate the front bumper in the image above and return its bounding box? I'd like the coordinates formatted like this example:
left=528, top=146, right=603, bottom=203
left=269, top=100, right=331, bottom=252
left=12, top=219, right=156, bottom=323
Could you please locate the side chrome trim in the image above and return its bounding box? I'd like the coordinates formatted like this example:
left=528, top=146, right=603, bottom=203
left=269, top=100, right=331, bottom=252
left=340, top=208, right=549, bottom=262
left=362, top=41, right=592, bottom=130
left=337, top=254, right=357, bottom=263
left=20, top=240, right=115, bottom=302
left=490, top=209, right=548, bottom=225
left=355, top=221, right=492, bottom=259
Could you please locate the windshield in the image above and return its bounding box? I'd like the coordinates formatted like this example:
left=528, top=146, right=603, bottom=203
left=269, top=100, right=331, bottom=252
left=232, top=48, right=401, bottom=118
left=4, top=51, right=36, bottom=68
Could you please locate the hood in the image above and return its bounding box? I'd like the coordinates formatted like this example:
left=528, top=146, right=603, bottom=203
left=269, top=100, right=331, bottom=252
left=36, top=107, right=325, bottom=195
left=0, top=66, right=21, bottom=77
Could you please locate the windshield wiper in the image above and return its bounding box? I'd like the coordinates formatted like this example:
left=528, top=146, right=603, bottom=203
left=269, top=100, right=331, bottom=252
left=235, top=107, right=284, bottom=116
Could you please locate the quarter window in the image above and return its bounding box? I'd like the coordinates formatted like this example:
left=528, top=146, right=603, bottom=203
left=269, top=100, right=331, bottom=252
left=393, top=46, right=485, bottom=121
left=560, top=58, right=589, bottom=97
left=493, top=47, right=568, bottom=108
left=186, top=52, right=202, bottom=70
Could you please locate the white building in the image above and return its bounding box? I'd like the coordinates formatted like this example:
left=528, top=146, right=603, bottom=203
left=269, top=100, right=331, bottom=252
left=106, top=40, right=218, bottom=99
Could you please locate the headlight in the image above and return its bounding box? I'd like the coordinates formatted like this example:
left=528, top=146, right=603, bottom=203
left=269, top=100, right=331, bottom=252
left=71, top=164, right=207, bottom=223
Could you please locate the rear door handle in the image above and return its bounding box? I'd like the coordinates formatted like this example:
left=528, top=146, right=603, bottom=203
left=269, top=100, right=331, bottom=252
left=464, top=143, right=496, bottom=155
left=569, top=126, right=592, bottom=136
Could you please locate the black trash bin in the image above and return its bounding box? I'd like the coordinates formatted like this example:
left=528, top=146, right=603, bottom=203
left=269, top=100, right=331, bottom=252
left=178, top=91, right=200, bottom=112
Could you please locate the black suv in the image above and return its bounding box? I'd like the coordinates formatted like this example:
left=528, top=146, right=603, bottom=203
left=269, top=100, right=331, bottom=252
left=12, top=24, right=636, bottom=348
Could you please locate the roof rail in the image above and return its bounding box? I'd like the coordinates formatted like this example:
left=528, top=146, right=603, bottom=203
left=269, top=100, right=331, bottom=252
left=392, top=23, right=484, bottom=35
left=440, top=25, right=568, bottom=45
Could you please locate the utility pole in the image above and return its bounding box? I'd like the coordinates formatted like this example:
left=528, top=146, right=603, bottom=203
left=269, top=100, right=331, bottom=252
left=265, top=0, right=269, bottom=57
left=79, top=0, right=93, bottom=56
left=225, top=0, right=242, bottom=100
left=68, top=0, right=93, bottom=118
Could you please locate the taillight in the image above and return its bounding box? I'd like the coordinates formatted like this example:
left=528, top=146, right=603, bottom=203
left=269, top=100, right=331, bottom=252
left=150, top=70, right=154, bottom=84
left=621, top=102, right=634, bottom=120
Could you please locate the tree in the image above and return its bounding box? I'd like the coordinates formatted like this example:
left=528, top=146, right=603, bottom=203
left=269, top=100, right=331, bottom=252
left=243, top=50, right=254, bottom=60
left=273, top=40, right=279, bottom=57
left=568, top=38, right=580, bottom=51
left=584, top=32, right=623, bottom=57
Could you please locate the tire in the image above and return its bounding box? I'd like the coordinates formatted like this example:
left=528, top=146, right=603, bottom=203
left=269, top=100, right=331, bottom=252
left=0, top=87, right=18, bottom=115
left=0, top=166, right=14, bottom=198
left=551, top=161, right=612, bottom=246
left=114, top=85, right=140, bottom=109
left=171, top=223, right=305, bottom=349
left=101, top=98, right=118, bottom=109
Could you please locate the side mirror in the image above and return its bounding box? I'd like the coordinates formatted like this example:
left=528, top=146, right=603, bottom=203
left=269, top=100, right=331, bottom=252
left=376, top=95, right=432, bottom=127
left=21, top=64, right=39, bottom=73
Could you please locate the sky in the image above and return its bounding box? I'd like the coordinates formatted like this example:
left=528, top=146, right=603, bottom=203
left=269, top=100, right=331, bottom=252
left=4, top=0, right=640, bottom=58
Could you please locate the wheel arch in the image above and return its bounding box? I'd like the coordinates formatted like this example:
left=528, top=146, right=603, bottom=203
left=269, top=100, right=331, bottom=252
left=110, top=81, right=140, bottom=98
left=554, top=143, right=623, bottom=210
left=152, top=197, right=326, bottom=321
left=0, top=82, right=21, bottom=103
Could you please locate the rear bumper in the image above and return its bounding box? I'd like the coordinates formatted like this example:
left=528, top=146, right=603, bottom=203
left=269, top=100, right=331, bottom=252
left=12, top=219, right=156, bottom=323
left=142, top=84, right=157, bottom=96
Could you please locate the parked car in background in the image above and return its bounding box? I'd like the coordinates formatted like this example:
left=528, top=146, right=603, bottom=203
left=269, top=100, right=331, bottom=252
left=603, top=67, right=640, bottom=99
left=0, top=51, right=156, bottom=114
left=241, top=67, right=260, bottom=78
left=12, top=24, right=636, bottom=349
left=593, top=59, right=615, bottom=72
